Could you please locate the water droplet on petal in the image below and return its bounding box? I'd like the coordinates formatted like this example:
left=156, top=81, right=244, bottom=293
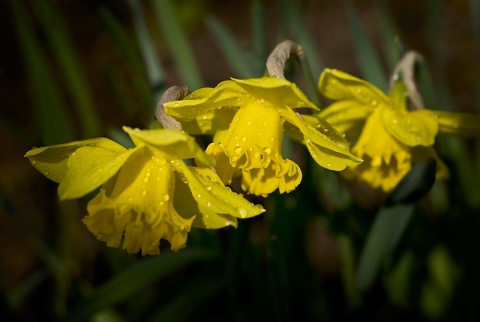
left=197, top=193, right=202, bottom=198
left=44, top=171, right=49, bottom=175
left=206, top=186, right=212, bottom=191
left=206, top=202, right=212, bottom=207
left=241, top=137, right=247, bottom=143
left=235, top=147, right=243, bottom=154
left=238, top=207, right=248, bottom=218
left=163, top=194, right=170, bottom=201
left=263, top=148, right=272, bottom=155
left=31, top=160, right=37, bottom=165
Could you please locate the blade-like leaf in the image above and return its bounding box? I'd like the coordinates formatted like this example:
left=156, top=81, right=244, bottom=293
left=355, top=203, right=414, bottom=293
left=152, top=0, right=203, bottom=90
left=347, top=3, right=388, bottom=92
left=10, top=0, right=74, bottom=144
left=65, top=248, right=218, bottom=322
left=205, top=16, right=259, bottom=78
left=386, top=158, right=437, bottom=205
left=31, top=0, right=101, bottom=138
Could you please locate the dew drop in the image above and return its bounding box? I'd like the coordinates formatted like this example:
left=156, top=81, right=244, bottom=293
left=247, top=121, right=252, bottom=125
left=263, top=148, right=272, bottom=155
left=238, top=207, right=248, bottom=218
left=144, top=177, right=149, bottom=183
left=206, top=202, right=212, bottom=207
left=44, top=171, right=49, bottom=175
left=254, top=152, right=261, bottom=159
left=31, top=160, right=37, bottom=165
left=159, top=201, right=165, bottom=206
left=197, top=193, right=202, bottom=198
left=163, top=194, right=170, bottom=201
left=158, top=158, right=166, bottom=166
left=241, top=137, right=247, bottom=143
left=235, top=147, right=243, bottom=154
left=206, top=186, right=212, bottom=191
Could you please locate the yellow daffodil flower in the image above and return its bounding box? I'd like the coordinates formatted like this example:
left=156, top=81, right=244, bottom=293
left=318, top=68, right=480, bottom=192
left=164, top=77, right=361, bottom=196
left=25, top=127, right=264, bottom=255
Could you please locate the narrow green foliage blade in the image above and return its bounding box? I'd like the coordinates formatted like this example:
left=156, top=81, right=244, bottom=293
left=250, top=0, right=268, bottom=64
left=10, top=0, right=74, bottom=144
left=346, top=3, right=388, bottom=92
left=152, top=0, right=203, bottom=89
left=355, top=203, right=414, bottom=293
left=386, top=158, right=437, bottom=205
left=32, top=0, right=101, bottom=138
left=65, top=249, right=218, bottom=322
left=205, top=16, right=259, bottom=78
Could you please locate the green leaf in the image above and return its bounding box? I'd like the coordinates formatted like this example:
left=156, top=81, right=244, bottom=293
left=278, top=0, right=323, bottom=105
left=374, top=1, right=403, bottom=70
left=31, top=0, right=101, bottom=138
left=10, top=0, right=74, bottom=145
left=250, top=0, right=268, bottom=63
left=145, top=274, right=225, bottom=322
left=65, top=249, right=218, bottom=322
left=355, top=203, right=415, bottom=293
left=152, top=0, right=203, bottom=90
left=126, top=0, right=166, bottom=101
left=205, top=16, right=259, bottom=78
left=386, top=158, right=437, bottom=205
left=346, top=3, right=388, bottom=92
left=266, top=236, right=292, bottom=321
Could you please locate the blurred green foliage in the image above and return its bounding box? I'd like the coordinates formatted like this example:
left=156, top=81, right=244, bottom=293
left=2, top=0, right=480, bottom=321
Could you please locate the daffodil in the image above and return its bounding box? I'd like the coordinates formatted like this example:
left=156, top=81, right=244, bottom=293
left=164, top=77, right=361, bottom=196
left=25, top=127, right=264, bottom=255
left=318, top=68, right=480, bottom=192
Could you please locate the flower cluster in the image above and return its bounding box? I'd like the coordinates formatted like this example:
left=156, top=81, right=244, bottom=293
left=25, top=41, right=480, bottom=255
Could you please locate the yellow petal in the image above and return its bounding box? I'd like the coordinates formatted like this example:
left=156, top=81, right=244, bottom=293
left=58, top=145, right=139, bottom=200
left=25, top=138, right=126, bottom=183
left=381, top=108, right=438, bottom=146
left=317, top=100, right=372, bottom=133
left=172, top=175, right=239, bottom=229
left=318, top=69, right=389, bottom=106
left=123, top=126, right=214, bottom=167
left=231, top=77, right=318, bottom=110
left=283, top=106, right=362, bottom=170
left=180, top=108, right=236, bottom=135
left=174, top=161, right=265, bottom=219
left=424, top=110, right=480, bottom=137
left=164, top=80, right=250, bottom=120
